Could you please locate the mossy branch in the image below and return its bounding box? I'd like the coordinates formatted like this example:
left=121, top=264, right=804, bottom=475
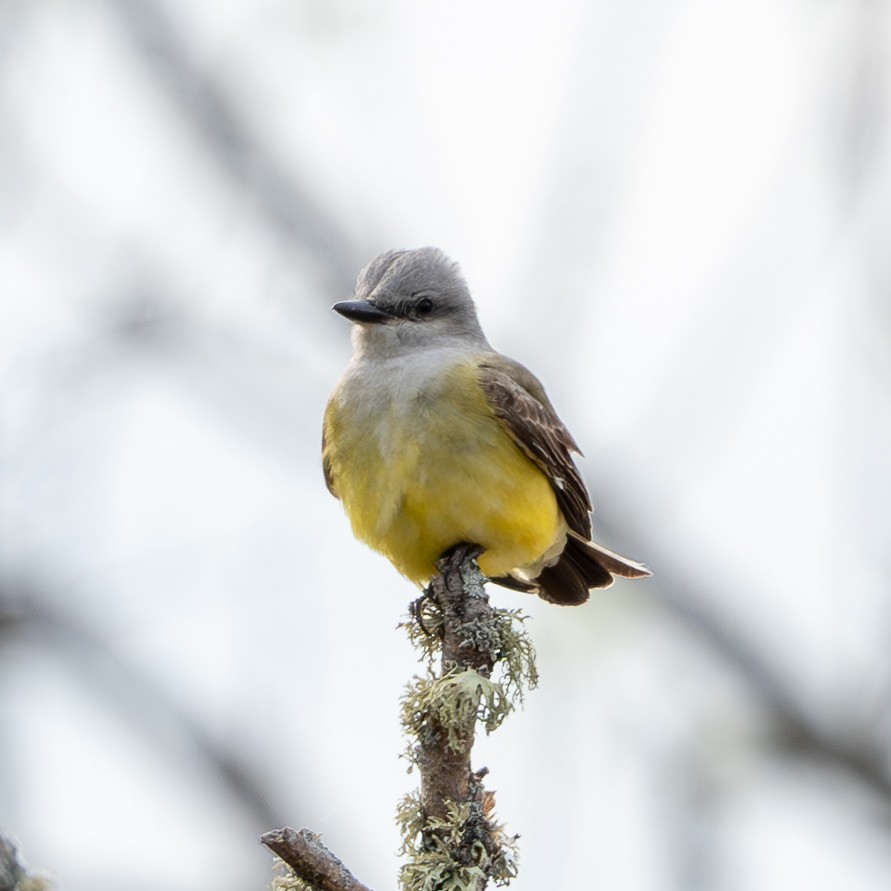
left=398, top=545, right=537, bottom=891
left=262, top=546, right=537, bottom=891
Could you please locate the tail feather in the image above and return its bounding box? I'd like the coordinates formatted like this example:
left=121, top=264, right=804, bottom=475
left=489, top=536, right=651, bottom=606
left=534, top=536, right=651, bottom=606
left=578, top=537, right=651, bottom=579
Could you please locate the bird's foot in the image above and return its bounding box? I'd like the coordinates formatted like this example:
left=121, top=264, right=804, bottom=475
left=437, top=542, right=485, bottom=576
left=410, top=589, right=439, bottom=637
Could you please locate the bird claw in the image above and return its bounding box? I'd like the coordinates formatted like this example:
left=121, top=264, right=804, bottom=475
left=437, top=542, right=485, bottom=575
left=410, top=589, right=437, bottom=637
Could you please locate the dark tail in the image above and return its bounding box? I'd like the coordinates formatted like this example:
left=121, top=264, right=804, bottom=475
left=534, top=536, right=651, bottom=606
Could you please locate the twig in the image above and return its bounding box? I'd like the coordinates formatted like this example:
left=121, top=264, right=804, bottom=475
left=260, top=827, right=373, bottom=891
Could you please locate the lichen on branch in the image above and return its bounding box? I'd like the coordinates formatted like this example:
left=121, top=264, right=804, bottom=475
left=397, top=547, right=538, bottom=891
left=262, top=549, right=539, bottom=891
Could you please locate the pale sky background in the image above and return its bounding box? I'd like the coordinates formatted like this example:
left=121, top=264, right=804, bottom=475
left=2, top=1, right=891, bottom=890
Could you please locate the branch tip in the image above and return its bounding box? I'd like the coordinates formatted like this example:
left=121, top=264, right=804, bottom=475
left=260, top=826, right=373, bottom=891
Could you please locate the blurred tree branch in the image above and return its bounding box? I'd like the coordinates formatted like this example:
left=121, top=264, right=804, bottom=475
left=598, top=516, right=891, bottom=804
left=0, top=583, right=287, bottom=831
left=107, top=0, right=365, bottom=296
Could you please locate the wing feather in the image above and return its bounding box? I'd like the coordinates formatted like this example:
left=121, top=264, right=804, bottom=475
left=477, top=357, right=592, bottom=539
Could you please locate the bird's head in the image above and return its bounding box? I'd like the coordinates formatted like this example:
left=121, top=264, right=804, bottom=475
left=333, top=247, right=489, bottom=359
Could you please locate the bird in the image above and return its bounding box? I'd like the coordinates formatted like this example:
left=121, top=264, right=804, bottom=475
left=322, top=247, right=650, bottom=605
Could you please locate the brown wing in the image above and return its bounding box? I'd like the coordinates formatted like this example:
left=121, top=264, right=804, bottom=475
left=477, top=356, right=593, bottom=540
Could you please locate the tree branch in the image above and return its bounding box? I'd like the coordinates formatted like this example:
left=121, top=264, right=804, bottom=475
left=260, top=827, right=373, bottom=891
left=397, top=545, right=528, bottom=890
left=416, top=546, right=503, bottom=862
left=263, top=546, right=532, bottom=890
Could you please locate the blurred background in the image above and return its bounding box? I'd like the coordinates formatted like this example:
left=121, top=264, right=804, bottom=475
left=2, top=0, right=890, bottom=889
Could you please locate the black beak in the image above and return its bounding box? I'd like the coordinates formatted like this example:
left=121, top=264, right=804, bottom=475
left=332, top=299, right=393, bottom=324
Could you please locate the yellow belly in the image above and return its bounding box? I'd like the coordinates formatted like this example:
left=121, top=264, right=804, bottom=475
left=324, top=360, right=563, bottom=584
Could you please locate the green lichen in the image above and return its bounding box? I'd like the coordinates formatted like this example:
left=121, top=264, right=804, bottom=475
left=482, top=608, right=539, bottom=706
left=397, top=594, right=535, bottom=890
left=402, top=604, right=538, bottom=707
left=401, top=668, right=511, bottom=754
left=397, top=794, right=519, bottom=891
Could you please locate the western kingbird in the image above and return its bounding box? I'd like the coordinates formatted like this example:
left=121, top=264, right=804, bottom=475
left=323, top=247, right=650, bottom=605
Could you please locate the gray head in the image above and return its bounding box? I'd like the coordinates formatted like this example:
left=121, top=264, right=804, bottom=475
left=333, top=248, right=490, bottom=359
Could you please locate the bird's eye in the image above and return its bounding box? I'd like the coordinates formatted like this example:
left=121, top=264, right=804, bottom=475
left=416, top=297, right=435, bottom=316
